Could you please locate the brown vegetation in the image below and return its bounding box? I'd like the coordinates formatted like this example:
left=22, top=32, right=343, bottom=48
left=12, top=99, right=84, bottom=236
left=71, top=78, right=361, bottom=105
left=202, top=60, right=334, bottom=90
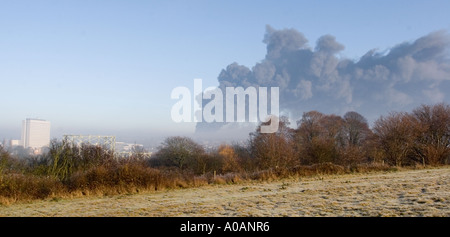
left=1, top=103, right=450, bottom=205
left=373, top=103, right=450, bottom=166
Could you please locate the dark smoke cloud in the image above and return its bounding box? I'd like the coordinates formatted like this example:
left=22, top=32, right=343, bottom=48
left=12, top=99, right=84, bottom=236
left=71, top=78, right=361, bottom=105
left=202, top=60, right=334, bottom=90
left=196, top=26, right=450, bottom=133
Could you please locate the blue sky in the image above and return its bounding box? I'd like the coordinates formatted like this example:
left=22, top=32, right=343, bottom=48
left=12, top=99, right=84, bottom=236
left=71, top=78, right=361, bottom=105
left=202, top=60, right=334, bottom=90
left=1, top=0, right=450, bottom=144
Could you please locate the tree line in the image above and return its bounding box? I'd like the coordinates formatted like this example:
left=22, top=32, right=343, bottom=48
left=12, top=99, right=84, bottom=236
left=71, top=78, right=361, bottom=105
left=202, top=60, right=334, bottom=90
left=151, top=103, right=450, bottom=174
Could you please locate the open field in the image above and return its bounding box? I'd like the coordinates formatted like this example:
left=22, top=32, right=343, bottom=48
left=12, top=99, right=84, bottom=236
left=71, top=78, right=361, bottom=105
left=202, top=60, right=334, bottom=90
left=0, top=167, right=449, bottom=217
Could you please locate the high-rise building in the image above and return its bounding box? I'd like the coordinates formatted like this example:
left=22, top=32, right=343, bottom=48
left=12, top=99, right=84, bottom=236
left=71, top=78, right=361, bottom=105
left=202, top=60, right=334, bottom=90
left=20, top=118, right=51, bottom=149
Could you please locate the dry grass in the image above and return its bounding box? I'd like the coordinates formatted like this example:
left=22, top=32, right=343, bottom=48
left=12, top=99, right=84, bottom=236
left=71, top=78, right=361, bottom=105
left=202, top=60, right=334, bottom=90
left=0, top=174, right=65, bottom=205
left=1, top=166, right=449, bottom=217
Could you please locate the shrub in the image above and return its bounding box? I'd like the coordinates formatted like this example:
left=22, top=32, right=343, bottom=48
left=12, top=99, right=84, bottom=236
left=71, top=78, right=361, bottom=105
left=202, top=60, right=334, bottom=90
left=218, top=145, right=241, bottom=173
left=0, top=173, right=64, bottom=204
left=151, top=136, right=205, bottom=170
left=67, top=161, right=163, bottom=193
left=43, top=140, right=115, bottom=181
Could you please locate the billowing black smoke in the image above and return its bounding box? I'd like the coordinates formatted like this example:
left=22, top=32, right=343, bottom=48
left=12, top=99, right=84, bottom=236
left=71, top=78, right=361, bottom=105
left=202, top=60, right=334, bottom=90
left=196, top=25, right=450, bottom=134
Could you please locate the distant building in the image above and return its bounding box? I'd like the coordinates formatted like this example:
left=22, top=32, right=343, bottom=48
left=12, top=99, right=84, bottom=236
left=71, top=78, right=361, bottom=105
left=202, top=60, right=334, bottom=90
left=10, top=139, right=20, bottom=147
left=20, top=118, right=51, bottom=149
left=115, top=141, right=151, bottom=158
left=115, top=142, right=144, bottom=153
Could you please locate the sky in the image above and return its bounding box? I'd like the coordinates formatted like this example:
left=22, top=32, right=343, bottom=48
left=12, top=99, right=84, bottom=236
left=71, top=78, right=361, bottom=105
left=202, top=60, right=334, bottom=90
left=1, top=0, right=450, bottom=145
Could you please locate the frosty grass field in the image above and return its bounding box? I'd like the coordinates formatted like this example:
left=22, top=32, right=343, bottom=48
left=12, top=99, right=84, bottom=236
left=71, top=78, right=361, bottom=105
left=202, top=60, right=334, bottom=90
left=1, top=166, right=449, bottom=217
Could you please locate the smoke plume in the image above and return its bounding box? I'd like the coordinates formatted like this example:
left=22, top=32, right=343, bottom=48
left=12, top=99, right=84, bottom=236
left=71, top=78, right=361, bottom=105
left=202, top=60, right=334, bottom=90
left=196, top=25, right=450, bottom=134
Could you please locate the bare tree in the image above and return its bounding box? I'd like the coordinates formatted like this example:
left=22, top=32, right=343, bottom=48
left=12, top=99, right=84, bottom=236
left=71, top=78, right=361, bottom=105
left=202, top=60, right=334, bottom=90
left=152, top=136, right=205, bottom=170
left=250, top=116, right=297, bottom=170
left=296, top=111, right=325, bottom=144
left=410, top=103, right=450, bottom=165
left=339, top=111, right=372, bottom=166
left=372, top=112, right=414, bottom=166
left=343, top=111, right=372, bottom=146
left=0, top=145, right=9, bottom=176
left=295, top=111, right=344, bottom=164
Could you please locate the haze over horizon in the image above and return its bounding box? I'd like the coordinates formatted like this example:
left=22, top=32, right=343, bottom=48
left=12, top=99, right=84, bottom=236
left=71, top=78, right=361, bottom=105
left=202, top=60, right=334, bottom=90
left=1, top=1, right=450, bottom=146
